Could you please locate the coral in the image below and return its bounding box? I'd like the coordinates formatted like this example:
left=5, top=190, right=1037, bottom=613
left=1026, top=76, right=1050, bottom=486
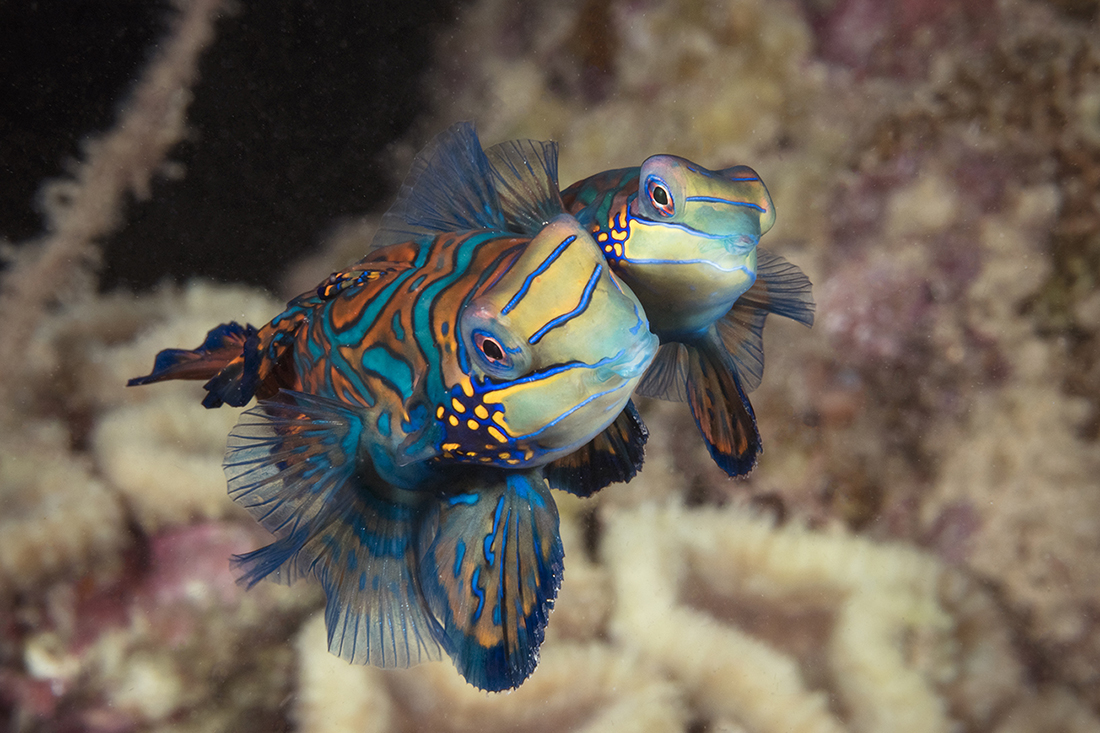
left=0, top=424, right=127, bottom=598
left=0, top=0, right=227, bottom=422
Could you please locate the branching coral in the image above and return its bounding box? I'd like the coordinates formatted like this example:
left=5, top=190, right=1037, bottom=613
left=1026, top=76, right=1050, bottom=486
left=0, top=0, right=227, bottom=422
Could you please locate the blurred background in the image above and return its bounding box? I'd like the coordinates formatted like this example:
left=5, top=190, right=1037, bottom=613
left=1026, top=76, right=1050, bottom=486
left=1, top=0, right=1099, bottom=731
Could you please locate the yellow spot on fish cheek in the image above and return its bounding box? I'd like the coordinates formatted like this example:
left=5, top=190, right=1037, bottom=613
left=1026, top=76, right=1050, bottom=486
left=597, top=232, right=609, bottom=243
left=487, top=426, right=508, bottom=443
left=614, top=243, right=623, bottom=258
left=451, top=398, right=466, bottom=414
left=442, top=442, right=460, bottom=451
left=474, top=404, right=489, bottom=420
left=467, top=418, right=480, bottom=431
left=436, top=406, right=445, bottom=419
left=449, top=415, right=459, bottom=427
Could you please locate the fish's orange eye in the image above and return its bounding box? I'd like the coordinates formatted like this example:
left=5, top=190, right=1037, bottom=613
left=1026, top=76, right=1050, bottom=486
left=645, top=176, right=674, bottom=217
left=475, top=331, right=507, bottom=364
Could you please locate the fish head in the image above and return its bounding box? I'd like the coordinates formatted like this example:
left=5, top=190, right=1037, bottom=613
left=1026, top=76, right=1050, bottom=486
left=444, top=214, right=658, bottom=467
left=618, top=156, right=774, bottom=336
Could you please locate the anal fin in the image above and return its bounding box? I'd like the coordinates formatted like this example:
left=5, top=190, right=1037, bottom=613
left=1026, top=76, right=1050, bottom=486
left=684, top=335, right=761, bottom=477
left=544, top=400, right=648, bottom=496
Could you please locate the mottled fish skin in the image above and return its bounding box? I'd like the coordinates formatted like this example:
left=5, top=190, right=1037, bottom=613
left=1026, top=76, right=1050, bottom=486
left=282, top=217, right=656, bottom=488
left=128, top=205, right=658, bottom=691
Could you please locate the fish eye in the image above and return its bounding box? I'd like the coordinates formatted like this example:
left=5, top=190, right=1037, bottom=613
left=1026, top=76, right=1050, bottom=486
left=645, top=176, right=675, bottom=217
left=474, top=330, right=509, bottom=367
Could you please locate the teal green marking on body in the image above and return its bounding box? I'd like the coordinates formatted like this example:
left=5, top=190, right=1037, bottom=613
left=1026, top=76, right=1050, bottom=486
left=411, top=231, right=497, bottom=400
left=391, top=311, right=406, bottom=341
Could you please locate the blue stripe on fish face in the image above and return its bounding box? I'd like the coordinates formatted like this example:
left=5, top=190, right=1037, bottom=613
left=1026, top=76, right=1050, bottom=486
left=684, top=195, right=767, bottom=212
left=527, top=262, right=603, bottom=345
left=500, top=234, right=577, bottom=316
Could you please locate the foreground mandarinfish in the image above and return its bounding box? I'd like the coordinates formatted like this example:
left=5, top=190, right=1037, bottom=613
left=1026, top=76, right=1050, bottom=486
left=129, top=210, right=658, bottom=691
left=371, top=122, right=815, bottom=477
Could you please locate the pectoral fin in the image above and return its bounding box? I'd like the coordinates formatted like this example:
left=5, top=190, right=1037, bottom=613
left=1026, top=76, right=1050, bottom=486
left=418, top=469, right=563, bottom=691
left=226, top=391, right=443, bottom=667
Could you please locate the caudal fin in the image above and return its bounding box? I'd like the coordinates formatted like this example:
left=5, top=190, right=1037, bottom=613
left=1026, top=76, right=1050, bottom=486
left=127, top=322, right=256, bottom=387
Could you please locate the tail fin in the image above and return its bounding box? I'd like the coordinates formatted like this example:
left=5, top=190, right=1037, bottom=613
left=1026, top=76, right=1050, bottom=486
left=128, top=321, right=263, bottom=408
left=128, top=322, right=256, bottom=386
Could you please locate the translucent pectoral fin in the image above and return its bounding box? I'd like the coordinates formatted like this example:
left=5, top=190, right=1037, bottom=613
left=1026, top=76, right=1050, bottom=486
left=418, top=470, right=563, bottom=691
left=741, top=249, right=816, bottom=327
left=224, top=391, right=368, bottom=583
left=544, top=399, right=648, bottom=496
left=685, top=337, right=761, bottom=477
left=484, top=137, right=565, bottom=235
left=716, top=301, right=767, bottom=393
left=636, top=342, right=690, bottom=402
left=372, top=122, right=507, bottom=249
left=225, top=391, right=443, bottom=667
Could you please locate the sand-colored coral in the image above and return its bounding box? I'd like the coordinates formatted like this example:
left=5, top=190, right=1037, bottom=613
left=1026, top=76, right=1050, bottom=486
left=0, top=423, right=127, bottom=596
left=603, top=502, right=949, bottom=733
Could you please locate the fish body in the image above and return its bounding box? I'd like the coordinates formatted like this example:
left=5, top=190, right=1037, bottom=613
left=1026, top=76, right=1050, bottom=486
left=129, top=212, right=658, bottom=690
left=561, top=157, right=771, bottom=338
left=368, top=122, right=815, bottom=478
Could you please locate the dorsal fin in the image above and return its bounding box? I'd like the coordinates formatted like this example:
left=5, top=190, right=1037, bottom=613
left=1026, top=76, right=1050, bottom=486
left=484, top=137, right=564, bottom=236
left=372, top=122, right=507, bottom=249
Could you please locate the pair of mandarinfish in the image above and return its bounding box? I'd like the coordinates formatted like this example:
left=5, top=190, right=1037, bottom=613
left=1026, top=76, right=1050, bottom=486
left=127, top=121, right=811, bottom=692
left=380, top=122, right=815, bottom=477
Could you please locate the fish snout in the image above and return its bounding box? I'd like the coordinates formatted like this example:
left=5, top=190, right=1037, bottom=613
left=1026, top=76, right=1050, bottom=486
left=597, top=331, right=659, bottom=382
left=725, top=233, right=759, bottom=256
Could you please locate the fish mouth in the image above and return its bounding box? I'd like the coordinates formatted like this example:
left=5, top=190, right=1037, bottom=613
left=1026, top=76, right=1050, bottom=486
left=596, top=330, right=659, bottom=382
left=724, top=233, right=759, bottom=256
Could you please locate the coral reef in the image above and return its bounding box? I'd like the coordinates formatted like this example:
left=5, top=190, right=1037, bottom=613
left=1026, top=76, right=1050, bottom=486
left=3, top=0, right=1100, bottom=730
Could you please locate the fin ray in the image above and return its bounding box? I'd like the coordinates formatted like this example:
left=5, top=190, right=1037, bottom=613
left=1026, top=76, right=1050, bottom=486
left=684, top=337, right=761, bottom=477
left=225, top=391, right=443, bottom=667
left=544, top=400, right=648, bottom=496
left=372, top=122, right=506, bottom=249
left=742, top=249, right=816, bottom=327
left=418, top=470, right=563, bottom=691
left=636, top=342, right=690, bottom=402
left=484, top=138, right=564, bottom=235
